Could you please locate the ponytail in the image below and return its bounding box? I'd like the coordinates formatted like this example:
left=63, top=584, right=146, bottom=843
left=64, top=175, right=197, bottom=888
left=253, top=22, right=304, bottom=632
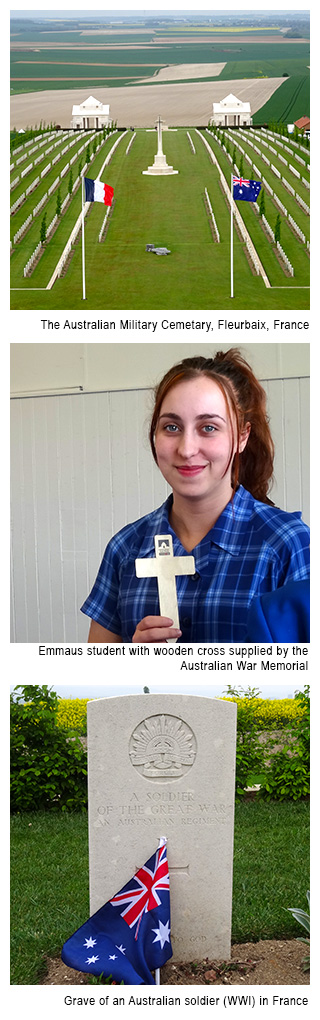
left=149, top=349, right=274, bottom=504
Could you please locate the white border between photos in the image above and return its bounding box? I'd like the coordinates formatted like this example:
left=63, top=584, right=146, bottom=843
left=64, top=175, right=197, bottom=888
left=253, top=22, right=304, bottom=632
left=8, top=1, right=315, bottom=1016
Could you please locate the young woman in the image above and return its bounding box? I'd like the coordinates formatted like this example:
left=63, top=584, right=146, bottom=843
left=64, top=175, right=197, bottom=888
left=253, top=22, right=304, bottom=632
left=81, top=350, right=310, bottom=643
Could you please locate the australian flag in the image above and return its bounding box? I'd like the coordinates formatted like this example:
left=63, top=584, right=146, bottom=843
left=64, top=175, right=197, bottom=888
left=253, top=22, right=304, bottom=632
left=61, top=840, right=172, bottom=984
left=232, top=176, right=261, bottom=202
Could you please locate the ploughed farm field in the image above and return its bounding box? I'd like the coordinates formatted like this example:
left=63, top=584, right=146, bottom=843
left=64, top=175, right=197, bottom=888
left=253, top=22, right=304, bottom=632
left=10, top=125, right=310, bottom=311
left=10, top=78, right=286, bottom=128
left=10, top=21, right=310, bottom=101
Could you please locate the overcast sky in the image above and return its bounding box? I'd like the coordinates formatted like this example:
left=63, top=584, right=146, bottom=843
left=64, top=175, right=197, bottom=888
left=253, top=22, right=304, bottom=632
left=10, top=683, right=306, bottom=699
left=10, top=9, right=305, bottom=19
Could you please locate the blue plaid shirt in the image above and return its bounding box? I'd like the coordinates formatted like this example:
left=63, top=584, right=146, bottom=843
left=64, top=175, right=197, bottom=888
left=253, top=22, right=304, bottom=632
left=81, top=486, right=310, bottom=643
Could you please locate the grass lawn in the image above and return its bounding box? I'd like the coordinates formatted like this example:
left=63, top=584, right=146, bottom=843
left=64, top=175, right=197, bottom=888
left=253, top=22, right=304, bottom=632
left=205, top=132, right=309, bottom=282
left=10, top=129, right=310, bottom=311
left=10, top=800, right=309, bottom=985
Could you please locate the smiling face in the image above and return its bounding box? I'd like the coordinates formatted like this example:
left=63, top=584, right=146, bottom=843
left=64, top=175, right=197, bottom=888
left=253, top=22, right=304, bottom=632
left=154, top=375, right=250, bottom=507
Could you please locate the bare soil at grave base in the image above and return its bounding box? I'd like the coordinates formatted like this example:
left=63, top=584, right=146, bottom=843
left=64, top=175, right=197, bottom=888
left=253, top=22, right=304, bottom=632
left=41, top=940, right=309, bottom=986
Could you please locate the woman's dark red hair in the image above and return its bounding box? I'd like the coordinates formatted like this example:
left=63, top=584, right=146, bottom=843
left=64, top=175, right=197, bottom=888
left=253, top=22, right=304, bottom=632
left=149, top=349, right=275, bottom=504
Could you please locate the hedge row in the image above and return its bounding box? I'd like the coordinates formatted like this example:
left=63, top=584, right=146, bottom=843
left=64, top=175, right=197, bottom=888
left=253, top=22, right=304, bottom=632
left=57, top=698, right=92, bottom=734
left=56, top=696, right=306, bottom=735
left=11, top=686, right=309, bottom=809
left=220, top=696, right=307, bottom=728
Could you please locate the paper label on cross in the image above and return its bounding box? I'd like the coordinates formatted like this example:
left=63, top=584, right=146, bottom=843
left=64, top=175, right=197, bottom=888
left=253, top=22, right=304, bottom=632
left=135, top=534, right=195, bottom=641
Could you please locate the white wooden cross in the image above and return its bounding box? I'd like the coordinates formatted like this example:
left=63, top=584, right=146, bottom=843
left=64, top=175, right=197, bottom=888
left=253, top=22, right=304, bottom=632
left=135, top=534, right=195, bottom=642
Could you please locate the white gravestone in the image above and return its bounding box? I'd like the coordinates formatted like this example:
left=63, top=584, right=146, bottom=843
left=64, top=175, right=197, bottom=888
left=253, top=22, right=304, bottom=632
left=135, top=534, right=195, bottom=642
left=87, top=694, right=237, bottom=962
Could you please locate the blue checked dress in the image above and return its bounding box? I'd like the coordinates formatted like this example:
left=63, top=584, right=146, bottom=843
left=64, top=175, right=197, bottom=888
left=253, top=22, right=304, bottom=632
left=80, top=486, right=310, bottom=643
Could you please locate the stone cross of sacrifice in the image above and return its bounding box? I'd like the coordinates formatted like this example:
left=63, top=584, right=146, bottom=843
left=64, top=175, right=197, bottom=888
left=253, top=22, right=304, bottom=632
left=157, top=114, right=164, bottom=155
left=135, top=534, right=195, bottom=642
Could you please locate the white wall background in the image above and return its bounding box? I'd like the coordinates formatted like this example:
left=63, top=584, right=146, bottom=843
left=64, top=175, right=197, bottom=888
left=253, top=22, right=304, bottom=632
left=11, top=341, right=309, bottom=397
left=10, top=343, right=310, bottom=643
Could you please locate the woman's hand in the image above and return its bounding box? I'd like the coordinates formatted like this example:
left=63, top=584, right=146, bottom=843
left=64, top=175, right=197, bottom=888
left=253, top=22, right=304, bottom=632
left=132, top=616, right=182, bottom=643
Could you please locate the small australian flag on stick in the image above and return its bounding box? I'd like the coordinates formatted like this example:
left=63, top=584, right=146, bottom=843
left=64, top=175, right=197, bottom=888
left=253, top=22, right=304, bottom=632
left=61, top=839, right=172, bottom=984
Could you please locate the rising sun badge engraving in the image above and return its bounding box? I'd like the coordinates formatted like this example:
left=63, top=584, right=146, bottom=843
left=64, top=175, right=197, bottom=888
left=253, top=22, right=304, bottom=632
left=129, top=714, right=197, bottom=781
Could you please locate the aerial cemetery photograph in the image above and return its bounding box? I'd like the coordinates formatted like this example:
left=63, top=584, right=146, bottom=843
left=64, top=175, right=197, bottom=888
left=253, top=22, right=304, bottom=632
left=10, top=9, right=310, bottom=310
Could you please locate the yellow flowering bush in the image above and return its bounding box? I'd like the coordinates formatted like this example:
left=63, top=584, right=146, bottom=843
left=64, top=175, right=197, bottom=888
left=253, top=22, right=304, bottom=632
left=56, top=696, right=306, bottom=736
left=219, top=687, right=309, bottom=798
left=56, top=699, right=94, bottom=734
left=219, top=697, right=306, bottom=729
left=53, top=690, right=309, bottom=800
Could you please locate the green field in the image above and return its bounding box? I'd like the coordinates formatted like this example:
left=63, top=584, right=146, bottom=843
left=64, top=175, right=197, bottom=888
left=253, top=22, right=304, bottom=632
left=11, top=79, right=132, bottom=94
left=253, top=76, right=310, bottom=125
left=11, top=43, right=310, bottom=95
left=10, top=127, right=310, bottom=311
left=11, top=73, right=310, bottom=119
left=11, top=801, right=310, bottom=984
left=10, top=16, right=310, bottom=47
left=11, top=12, right=310, bottom=97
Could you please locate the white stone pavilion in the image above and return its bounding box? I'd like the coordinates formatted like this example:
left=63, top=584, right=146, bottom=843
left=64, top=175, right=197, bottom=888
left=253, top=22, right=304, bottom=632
left=71, top=96, right=111, bottom=130
left=211, top=93, right=252, bottom=128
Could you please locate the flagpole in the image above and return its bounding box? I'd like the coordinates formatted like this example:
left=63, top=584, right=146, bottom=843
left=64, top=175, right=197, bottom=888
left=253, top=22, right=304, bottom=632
left=155, top=969, right=160, bottom=984
left=82, top=175, right=86, bottom=301
left=230, top=173, right=234, bottom=299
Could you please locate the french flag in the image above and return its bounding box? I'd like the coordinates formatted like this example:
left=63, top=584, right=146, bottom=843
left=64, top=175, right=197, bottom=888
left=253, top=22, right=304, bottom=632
left=84, top=177, right=114, bottom=206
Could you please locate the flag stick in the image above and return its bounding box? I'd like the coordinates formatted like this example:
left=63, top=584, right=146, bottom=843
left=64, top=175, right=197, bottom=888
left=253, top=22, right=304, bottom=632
left=154, top=835, right=166, bottom=984
left=230, top=173, right=234, bottom=299
left=82, top=175, right=86, bottom=301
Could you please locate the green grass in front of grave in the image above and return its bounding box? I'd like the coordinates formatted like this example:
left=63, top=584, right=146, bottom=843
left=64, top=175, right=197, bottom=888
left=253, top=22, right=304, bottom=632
left=10, top=812, right=90, bottom=985
left=10, top=800, right=310, bottom=984
left=232, top=799, right=310, bottom=942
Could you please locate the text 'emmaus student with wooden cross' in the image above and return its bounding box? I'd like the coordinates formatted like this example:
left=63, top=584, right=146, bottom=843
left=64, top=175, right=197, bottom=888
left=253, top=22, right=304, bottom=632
left=80, top=349, right=310, bottom=644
